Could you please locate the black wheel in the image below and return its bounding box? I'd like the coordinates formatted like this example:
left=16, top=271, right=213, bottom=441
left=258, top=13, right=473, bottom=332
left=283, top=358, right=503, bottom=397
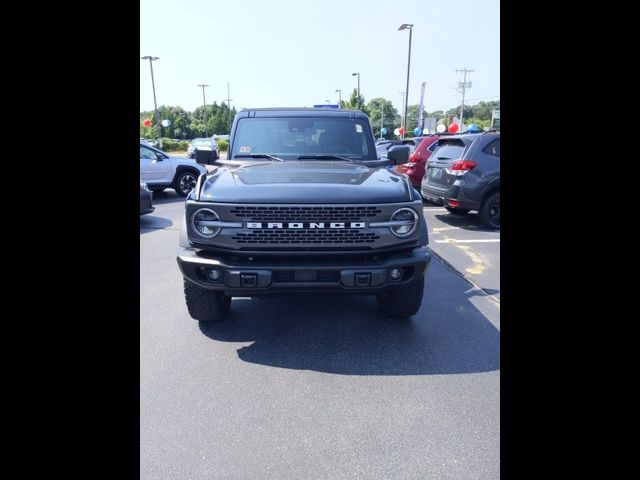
left=183, top=279, right=231, bottom=322
left=150, top=187, right=165, bottom=193
left=445, top=206, right=470, bottom=215
left=175, top=170, right=198, bottom=196
left=376, top=276, right=425, bottom=319
left=479, top=191, right=500, bottom=229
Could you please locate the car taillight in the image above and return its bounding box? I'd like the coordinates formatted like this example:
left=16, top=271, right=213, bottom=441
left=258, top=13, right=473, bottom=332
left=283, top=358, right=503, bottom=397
left=445, top=160, right=477, bottom=176
left=409, top=154, right=422, bottom=163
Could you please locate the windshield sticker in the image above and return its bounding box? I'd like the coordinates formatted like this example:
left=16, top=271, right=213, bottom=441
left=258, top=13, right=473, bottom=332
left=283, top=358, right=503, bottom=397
left=239, top=146, right=251, bottom=153
left=355, top=124, right=363, bottom=132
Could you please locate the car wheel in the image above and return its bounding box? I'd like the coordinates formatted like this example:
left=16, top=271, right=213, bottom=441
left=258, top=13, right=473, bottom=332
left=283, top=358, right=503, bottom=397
left=445, top=206, right=470, bottom=215
left=183, top=279, right=231, bottom=322
left=376, top=276, right=424, bottom=319
left=175, top=170, right=198, bottom=196
left=479, top=191, right=500, bottom=229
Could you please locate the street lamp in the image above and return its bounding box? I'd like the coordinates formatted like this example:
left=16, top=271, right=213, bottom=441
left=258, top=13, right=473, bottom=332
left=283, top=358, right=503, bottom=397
left=141, top=56, right=162, bottom=139
left=325, top=99, right=331, bottom=105
left=352, top=72, right=360, bottom=107
left=335, top=89, right=341, bottom=108
left=380, top=105, right=384, bottom=140
left=398, top=23, right=414, bottom=139
left=197, top=84, right=209, bottom=137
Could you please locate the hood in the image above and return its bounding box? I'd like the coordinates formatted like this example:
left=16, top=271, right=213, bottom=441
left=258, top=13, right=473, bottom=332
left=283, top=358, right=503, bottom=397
left=199, top=161, right=412, bottom=204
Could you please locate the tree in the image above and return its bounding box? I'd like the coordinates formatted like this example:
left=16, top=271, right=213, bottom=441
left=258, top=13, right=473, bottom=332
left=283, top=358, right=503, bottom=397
left=344, top=88, right=368, bottom=115
left=366, top=97, right=400, bottom=139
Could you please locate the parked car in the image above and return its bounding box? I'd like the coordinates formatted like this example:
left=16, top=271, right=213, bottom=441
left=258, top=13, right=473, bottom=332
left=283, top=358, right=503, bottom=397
left=187, top=138, right=219, bottom=160
left=376, top=137, right=420, bottom=159
left=140, top=138, right=159, bottom=148
left=140, top=182, right=154, bottom=215
left=140, top=143, right=208, bottom=196
left=394, top=135, right=441, bottom=187
left=421, top=131, right=500, bottom=229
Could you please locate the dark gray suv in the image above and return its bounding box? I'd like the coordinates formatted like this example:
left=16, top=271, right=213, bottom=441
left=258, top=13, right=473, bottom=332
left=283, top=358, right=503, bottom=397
left=421, top=132, right=500, bottom=229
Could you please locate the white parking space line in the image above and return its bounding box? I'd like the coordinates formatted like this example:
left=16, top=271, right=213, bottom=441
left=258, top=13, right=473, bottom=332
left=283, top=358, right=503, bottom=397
left=434, top=239, right=500, bottom=243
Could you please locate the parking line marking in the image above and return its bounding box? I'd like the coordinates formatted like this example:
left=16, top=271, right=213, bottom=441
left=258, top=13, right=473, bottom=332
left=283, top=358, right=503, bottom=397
left=434, top=239, right=500, bottom=243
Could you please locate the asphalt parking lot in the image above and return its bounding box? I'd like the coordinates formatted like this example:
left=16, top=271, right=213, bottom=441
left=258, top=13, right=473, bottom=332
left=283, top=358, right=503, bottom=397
left=140, top=192, right=500, bottom=479
left=422, top=204, right=500, bottom=302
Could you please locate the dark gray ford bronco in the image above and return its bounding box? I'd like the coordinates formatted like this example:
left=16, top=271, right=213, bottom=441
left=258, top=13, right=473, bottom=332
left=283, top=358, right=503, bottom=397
left=177, top=108, right=431, bottom=322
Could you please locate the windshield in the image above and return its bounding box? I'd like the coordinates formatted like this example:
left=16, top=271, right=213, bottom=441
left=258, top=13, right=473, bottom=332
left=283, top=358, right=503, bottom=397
left=231, top=117, right=376, bottom=160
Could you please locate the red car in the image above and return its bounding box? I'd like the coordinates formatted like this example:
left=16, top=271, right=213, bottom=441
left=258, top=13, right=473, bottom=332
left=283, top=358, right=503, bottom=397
left=394, top=135, right=441, bottom=187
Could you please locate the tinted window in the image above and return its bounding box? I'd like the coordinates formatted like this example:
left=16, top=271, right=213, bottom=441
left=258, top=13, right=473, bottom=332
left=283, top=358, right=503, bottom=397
left=232, top=118, right=374, bottom=159
left=482, top=139, right=500, bottom=157
left=432, top=140, right=466, bottom=160
left=427, top=142, right=439, bottom=152
left=140, top=146, right=157, bottom=160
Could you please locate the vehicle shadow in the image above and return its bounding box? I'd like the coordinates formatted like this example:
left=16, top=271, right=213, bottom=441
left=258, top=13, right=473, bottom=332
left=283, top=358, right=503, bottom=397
left=198, top=261, right=500, bottom=376
left=140, top=215, right=173, bottom=234
left=151, top=191, right=185, bottom=205
left=434, top=213, right=498, bottom=232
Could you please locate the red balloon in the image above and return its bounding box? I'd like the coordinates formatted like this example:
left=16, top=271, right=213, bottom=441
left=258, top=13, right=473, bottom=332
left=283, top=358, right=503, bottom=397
left=448, top=123, right=459, bottom=133
left=143, top=119, right=152, bottom=127
left=398, top=127, right=405, bottom=135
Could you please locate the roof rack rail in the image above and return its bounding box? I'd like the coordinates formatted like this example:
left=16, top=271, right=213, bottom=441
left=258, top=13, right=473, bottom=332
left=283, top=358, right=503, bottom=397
left=483, top=129, right=500, bottom=134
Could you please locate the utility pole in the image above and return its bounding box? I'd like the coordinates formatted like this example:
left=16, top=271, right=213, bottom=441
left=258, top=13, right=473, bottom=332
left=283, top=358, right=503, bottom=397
left=226, top=83, right=233, bottom=131
left=141, top=56, right=162, bottom=139
left=380, top=105, right=384, bottom=139
left=197, top=84, right=209, bottom=137
left=455, top=68, right=474, bottom=130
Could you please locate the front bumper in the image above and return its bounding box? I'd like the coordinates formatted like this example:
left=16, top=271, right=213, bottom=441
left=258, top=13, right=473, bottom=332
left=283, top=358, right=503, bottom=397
left=177, top=247, right=431, bottom=295
left=140, top=190, right=154, bottom=215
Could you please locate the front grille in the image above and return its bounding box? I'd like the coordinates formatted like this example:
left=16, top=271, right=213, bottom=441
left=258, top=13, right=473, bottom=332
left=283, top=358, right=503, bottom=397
left=232, top=229, right=379, bottom=244
left=229, top=206, right=381, bottom=222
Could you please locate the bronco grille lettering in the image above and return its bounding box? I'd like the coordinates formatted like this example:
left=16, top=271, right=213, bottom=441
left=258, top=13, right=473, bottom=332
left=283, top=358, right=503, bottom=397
left=245, top=222, right=366, bottom=229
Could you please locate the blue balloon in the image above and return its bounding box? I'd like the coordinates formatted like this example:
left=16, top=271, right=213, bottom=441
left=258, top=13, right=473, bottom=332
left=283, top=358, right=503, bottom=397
left=467, top=123, right=480, bottom=132
left=413, top=127, right=422, bottom=136
left=381, top=127, right=388, bottom=135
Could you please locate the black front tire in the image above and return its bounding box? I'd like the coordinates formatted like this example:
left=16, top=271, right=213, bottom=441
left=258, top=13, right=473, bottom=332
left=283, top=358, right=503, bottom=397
left=445, top=206, right=470, bottom=215
left=184, top=279, right=231, bottom=322
left=174, top=170, right=198, bottom=197
left=479, top=191, right=500, bottom=229
left=376, top=276, right=425, bottom=319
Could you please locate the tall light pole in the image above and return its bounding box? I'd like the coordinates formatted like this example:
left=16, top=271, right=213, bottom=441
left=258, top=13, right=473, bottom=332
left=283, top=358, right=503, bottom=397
left=335, top=89, right=342, bottom=108
left=197, top=84, right=209, bottom=137
left=380, top=105, right=384, bottom=140
left=226, top=83, right=233, bottom=131
left=398, top=23, right=413, bottom=139
left=141, top=56, right=162, bottom=139
left=352, top=72, right=360, bottom=108
left=399, top=91, right=405, bottom=137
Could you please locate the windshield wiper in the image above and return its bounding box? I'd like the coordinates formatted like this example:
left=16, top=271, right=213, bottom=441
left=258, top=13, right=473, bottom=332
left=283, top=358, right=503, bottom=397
left=297, top=155, right=360, bottom=162
left=233, top=154, right=284, bottom=162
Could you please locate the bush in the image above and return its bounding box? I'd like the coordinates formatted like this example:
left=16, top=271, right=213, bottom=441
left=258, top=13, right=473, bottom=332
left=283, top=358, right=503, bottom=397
left=159, top=138, right=188, bottom=151
left=217, top=139, right=229, bottom=152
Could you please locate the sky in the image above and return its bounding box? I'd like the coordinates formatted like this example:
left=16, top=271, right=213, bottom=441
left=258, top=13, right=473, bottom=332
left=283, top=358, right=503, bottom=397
left=140, top=0, right=499, bottom=116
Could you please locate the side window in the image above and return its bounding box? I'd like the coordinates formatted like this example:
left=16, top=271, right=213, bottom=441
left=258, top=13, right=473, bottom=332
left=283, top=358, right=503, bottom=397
left=140, top=146, right=158, bottom=160
left=482, top=139, right=500, bottom=157
left=428, top=142, right=439, bottom=152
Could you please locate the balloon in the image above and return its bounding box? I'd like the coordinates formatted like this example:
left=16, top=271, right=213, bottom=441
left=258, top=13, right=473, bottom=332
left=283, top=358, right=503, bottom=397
left=393, top=128, right=400, bottom=136
left=466, top=123, right=480, bottom=132
left=398, top=127, right=405, bottom=136
left=413, top=127, right=422, bottom=136
left=448, top=123, right=459, bottom=133
left=436, top=124, right=446, bottom=133
left=381, top=127, right=387, bottom=135
left=143, top=119, right=152, bottom=127
left=161, top=119, right=171, bottom=127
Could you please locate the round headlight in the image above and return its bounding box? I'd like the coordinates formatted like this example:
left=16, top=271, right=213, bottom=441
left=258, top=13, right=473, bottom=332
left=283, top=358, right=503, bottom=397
left=390, top=208, right=418, bottom=238
left=190, top=208, right=221, bottom=239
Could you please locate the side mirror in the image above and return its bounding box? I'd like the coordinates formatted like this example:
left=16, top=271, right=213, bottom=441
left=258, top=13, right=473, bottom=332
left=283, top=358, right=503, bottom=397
left=387, top=145, right=410, bottom=165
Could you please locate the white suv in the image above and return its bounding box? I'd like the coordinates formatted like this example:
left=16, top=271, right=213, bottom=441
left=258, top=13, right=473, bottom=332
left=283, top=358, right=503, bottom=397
left=140, top=143, right=207, bottom=196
